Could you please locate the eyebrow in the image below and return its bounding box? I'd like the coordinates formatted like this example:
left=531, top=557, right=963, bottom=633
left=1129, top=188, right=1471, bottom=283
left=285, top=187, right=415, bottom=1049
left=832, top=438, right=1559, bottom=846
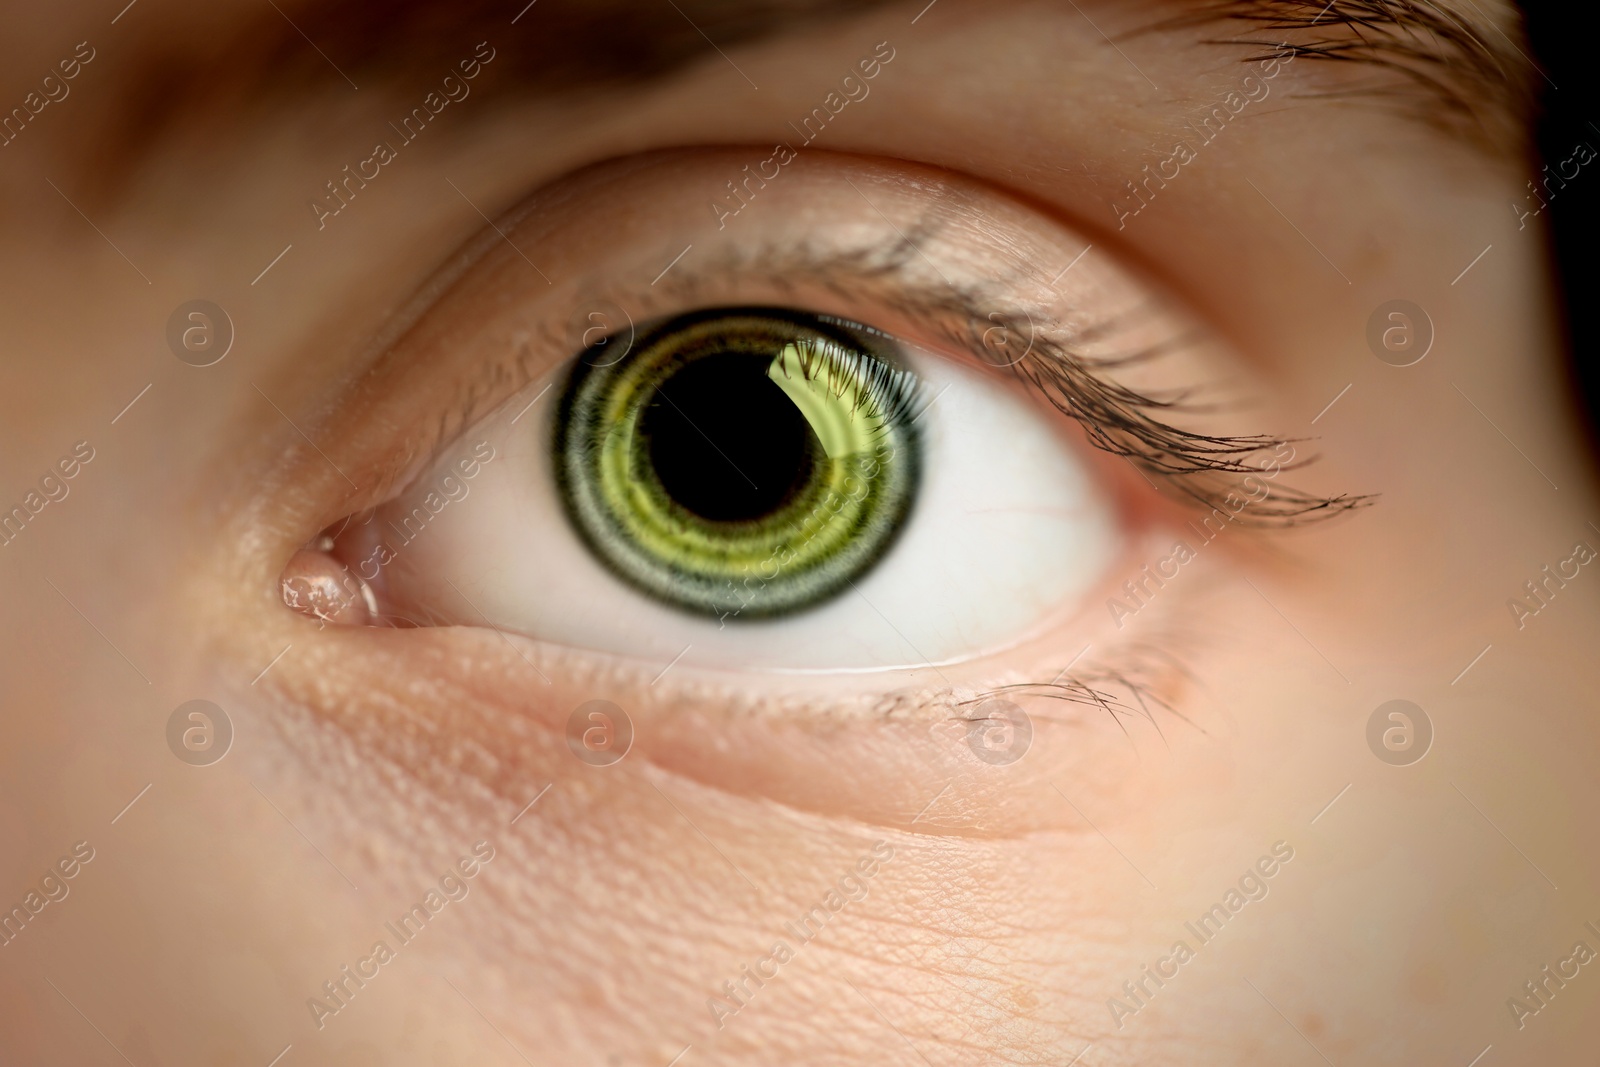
left=87, top=0, right=1529, bottom=182
left=128, top=0, right=884, bottom=115
left=197, top=0, right=1530, bottom=96
left=1152, top=0, right=1536, bottom=150
left=73, top=0, right=886, bottom=187
left=306, top=0, right=876, bottom=86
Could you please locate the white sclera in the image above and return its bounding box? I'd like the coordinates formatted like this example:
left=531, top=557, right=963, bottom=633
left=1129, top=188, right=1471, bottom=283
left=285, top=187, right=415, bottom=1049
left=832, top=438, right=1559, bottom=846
left=379, top=344, right=1117, bottom=672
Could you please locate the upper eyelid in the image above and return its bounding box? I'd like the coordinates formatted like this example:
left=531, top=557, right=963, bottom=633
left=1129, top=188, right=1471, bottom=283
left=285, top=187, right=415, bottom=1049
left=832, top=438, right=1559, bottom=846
left=428, top=226, right=1368, bottom=530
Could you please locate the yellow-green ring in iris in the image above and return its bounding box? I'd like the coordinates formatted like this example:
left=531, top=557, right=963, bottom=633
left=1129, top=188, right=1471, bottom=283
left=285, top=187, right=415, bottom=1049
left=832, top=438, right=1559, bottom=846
left=552, top=308, right=922, bottom=619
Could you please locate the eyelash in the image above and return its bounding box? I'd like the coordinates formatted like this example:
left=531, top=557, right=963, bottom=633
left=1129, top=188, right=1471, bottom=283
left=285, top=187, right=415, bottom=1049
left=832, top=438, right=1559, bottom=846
left=398, top=241, right=1366, bottom=546
left=971, top=637, right=1199, bottom=738
left=667, top=236, right=1372, bottom=528
left=1003, top=333, right=1373, bottom=526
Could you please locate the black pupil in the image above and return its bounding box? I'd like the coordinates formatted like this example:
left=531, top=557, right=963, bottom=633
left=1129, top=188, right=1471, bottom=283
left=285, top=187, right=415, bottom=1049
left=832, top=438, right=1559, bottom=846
left=640, top=351, right=819, bottom=522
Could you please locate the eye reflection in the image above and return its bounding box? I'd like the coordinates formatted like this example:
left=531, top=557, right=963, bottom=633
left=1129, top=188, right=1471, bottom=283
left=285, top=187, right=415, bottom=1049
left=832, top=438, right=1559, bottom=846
left=554, top=308, right=922, bottom=620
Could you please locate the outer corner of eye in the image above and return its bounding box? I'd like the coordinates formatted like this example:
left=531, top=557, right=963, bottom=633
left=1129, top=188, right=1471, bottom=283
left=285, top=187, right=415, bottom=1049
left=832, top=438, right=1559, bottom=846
left=344, top=300, right=1128, bottom=674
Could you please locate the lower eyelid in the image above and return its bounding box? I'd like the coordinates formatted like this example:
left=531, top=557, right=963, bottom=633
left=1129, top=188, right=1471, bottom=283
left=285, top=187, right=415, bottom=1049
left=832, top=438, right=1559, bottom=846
left=250, top=593, right=1209, bottom=839
left=366, top=500, right=1258, bottom=723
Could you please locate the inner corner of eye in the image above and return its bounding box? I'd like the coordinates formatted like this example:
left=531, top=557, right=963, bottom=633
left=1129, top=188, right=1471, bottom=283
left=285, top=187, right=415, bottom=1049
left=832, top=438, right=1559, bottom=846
left=277, top=520, right=383, bottom=628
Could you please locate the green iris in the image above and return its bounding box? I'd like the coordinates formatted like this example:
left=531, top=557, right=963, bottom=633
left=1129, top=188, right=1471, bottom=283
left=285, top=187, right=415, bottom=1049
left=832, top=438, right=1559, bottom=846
left=552, top=308, right=923, bottom=619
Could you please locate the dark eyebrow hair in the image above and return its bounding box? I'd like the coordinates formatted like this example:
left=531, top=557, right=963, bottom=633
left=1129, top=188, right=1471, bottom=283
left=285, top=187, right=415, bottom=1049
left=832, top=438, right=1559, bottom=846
left=262, top=0, right=878, bottom=90
left=77, top=0, right=886, bottom=192
left=1149, top=0, right=1536, bottom=151
left=84, top=0, right=1529, bottom=191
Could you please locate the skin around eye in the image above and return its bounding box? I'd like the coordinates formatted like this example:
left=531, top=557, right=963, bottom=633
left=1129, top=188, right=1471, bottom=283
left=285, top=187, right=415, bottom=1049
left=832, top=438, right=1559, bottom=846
left=246, top=143, right=1313, bottom=879
left=295, top=150, right=1275, bottom=673
left=14, top=2, right=1596, bottom=1066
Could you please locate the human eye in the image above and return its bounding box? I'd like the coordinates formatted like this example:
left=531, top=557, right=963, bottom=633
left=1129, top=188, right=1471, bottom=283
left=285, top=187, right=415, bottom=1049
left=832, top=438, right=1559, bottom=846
left=280, top=150, right=1329, bottom=678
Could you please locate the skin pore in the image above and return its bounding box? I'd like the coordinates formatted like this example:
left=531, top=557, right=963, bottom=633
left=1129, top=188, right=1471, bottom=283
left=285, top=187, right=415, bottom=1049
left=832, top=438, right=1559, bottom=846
left=3, top=0, right=1598, bottom=1065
